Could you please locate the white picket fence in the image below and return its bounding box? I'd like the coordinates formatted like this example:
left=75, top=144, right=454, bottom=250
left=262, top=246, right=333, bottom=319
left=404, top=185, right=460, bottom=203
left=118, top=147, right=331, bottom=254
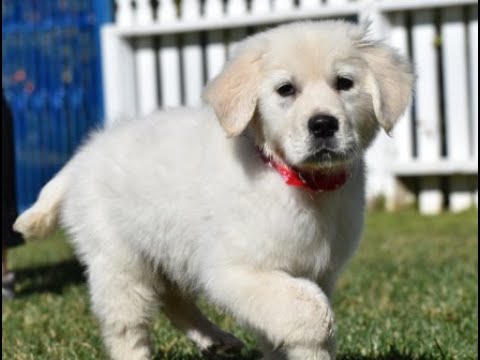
left=100, top=0, right=478, bottom=215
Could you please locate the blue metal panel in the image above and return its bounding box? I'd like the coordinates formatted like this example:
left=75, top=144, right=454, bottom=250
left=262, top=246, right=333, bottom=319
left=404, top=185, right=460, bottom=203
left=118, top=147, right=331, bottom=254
left=2, top=0, right=113, bottom=212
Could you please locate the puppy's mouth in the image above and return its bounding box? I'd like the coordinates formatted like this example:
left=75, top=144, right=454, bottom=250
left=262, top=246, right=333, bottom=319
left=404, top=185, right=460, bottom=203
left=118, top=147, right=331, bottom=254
left=293, top=166, right=348, bottom=192
left=300, top=148, right=355, bottom=171
left=259, top=147, right=351, bottom=192
left=288, top=148, right=356, bottom=192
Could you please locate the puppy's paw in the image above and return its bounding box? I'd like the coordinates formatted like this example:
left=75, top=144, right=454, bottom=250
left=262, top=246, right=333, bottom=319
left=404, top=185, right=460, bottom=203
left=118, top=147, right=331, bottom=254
left=281, top=279, right=335, bottom=347
left=284, top=343, right=336, bottom=360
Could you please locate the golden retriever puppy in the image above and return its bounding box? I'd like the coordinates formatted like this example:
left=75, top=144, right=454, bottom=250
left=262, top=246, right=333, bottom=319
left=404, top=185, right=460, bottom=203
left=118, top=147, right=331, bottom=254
left=14, top=21, right=413, bottom=360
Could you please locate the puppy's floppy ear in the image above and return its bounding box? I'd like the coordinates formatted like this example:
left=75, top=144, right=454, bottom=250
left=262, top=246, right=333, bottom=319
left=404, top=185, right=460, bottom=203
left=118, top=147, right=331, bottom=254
left=203, top=39, right=264, bottom=137
left=361, top=42, right=414, bottom=134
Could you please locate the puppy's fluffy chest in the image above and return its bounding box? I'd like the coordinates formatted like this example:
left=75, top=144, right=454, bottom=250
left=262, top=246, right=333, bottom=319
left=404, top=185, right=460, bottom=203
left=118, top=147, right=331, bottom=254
left=237, top=184, right=357, bottom=280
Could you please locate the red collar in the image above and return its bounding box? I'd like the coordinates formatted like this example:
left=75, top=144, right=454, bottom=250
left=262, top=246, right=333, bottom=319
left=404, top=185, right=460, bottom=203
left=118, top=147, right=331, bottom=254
left=258, top=149, right=348, bottom=192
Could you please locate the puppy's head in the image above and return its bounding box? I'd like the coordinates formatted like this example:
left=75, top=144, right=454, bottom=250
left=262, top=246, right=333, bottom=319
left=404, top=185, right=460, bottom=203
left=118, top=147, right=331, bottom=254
left=204, top=21, right=414, bottom=173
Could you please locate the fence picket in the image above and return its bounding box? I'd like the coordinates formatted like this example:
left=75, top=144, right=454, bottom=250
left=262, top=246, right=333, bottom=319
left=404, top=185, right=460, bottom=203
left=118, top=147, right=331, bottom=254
left=251, top=0, right=271, bottom=14
left=159, top=35, right=182, bottom=107
left=181, top=0, right=204, bottom=105
left=205, top=0, right=226, bottom=81
left=116, top=0, right=134, bottom=26
left=441, top=6, right=472, bottom=212
left=135, top=0, right=158, bottom=115
left=158, top=0, right=178, bottom=23
left=299, top=0, right=322, bottom=9
left=227, top=0, right=249, bottom=57
left=272, top=0, right=296, bottom=12
left=327, top=0, right=349, bottom=5
left=470, top=6, right=478, bottom=159
left=158, top=0, right=181, bottom=107
left=412, top=10, right=443, bottom=214
left=469, top=5, right=478, bottom=206
left=390, top=12, right=412, bottom=163
left=385, top=11, right=416, bottom=210
left=136, top=0, right=154, bottom=24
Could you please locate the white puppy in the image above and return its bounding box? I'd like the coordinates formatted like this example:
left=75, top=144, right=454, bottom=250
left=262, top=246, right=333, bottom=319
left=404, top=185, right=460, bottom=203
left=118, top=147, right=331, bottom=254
left=14, top=21, right=413, bottom=360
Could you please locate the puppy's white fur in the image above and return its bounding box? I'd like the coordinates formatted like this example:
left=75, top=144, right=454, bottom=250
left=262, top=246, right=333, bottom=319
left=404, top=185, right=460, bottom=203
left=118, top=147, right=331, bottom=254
left=14, top=21, right=413, bottom=360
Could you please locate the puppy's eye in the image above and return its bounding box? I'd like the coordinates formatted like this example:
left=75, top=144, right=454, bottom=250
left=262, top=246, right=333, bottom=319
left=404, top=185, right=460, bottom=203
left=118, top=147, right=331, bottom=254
left=277, top=83, right=296, bottom=97
left=336, top=76, right=354, bottom=91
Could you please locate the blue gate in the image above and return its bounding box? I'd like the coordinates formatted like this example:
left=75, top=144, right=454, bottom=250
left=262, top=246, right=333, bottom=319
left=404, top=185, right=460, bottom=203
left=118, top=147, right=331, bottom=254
left=2, top=0, right=112, bottom=212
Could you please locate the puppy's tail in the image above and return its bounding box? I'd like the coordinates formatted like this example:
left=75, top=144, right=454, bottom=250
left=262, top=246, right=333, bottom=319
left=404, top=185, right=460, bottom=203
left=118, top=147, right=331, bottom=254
left=13, top=164, right=71, bottom=240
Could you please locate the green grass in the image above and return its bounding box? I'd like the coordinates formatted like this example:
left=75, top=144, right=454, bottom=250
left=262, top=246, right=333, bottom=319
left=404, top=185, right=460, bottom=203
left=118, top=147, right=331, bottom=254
left=2, top=210, right=478, bottom=360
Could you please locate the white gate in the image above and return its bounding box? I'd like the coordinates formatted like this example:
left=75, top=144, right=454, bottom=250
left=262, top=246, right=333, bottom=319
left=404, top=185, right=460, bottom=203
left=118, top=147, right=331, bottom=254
left=101, top=0, right=478, bottom=215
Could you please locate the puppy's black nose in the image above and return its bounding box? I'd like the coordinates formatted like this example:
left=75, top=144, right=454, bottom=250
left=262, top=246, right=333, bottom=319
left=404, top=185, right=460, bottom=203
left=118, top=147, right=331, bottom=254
left=308, top=114, right=339, bottom=138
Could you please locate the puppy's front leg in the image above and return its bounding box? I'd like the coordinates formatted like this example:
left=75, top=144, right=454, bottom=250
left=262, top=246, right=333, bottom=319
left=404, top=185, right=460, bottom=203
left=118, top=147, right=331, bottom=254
left=204, top=267, right=336, bottom=360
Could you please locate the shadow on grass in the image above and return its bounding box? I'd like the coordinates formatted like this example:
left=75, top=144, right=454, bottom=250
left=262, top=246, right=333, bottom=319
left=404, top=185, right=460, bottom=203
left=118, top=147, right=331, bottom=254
left=14, top=259, right=86, bottom=297
left=151, top=347, right=439, bottom=360
left=152, top=349, right=262, bottom=360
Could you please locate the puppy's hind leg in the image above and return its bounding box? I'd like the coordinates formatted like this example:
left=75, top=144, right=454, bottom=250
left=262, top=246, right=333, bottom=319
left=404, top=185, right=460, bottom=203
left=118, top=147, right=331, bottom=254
left=161, top=287, right=244, bottom=356
left=88, top=255, right=158, bottom=360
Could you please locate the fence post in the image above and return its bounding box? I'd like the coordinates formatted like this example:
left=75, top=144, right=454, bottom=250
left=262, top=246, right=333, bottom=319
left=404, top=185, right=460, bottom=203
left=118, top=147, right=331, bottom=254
left=101, top=26, right=137, bottom=124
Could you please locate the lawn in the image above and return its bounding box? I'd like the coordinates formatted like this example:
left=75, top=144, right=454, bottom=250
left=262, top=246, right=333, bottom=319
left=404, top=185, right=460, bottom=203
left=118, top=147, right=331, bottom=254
left=2, top=210, right=478, bottom=360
